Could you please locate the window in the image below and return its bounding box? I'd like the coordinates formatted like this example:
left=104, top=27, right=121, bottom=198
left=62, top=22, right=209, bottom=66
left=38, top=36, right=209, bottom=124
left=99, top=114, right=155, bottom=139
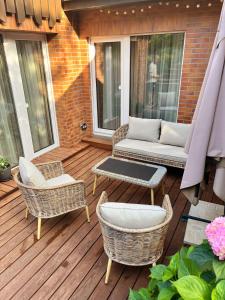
left=91, top=33, right=185, bottom=136
left=0, top=34, right=58, bottom=166
left=130, top=33, right=184, bottom=122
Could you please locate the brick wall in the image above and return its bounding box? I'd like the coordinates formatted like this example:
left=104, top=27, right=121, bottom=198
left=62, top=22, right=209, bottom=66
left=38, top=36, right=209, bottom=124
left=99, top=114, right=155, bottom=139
left=47, top=12, right=92, bottom=147
left=79, top=0, right=221, bottom=124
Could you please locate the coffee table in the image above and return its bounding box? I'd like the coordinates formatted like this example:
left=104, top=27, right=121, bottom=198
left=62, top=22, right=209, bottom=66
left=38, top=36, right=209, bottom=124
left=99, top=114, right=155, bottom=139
left=92, top=156, right=167, bottom=204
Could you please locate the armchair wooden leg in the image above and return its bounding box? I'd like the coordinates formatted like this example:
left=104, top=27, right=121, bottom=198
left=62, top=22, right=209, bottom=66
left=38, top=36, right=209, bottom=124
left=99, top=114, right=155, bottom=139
left=93, top=175, right=98, bottom=195
left=25, top=207, right=29, bottom=219
left=85, top=206, right=90, bottom=223
left=105, top=258, right=112, bottom=284
left=150, top=189, right=154, bottom=205
left=37, top=218, right=42, bottom=240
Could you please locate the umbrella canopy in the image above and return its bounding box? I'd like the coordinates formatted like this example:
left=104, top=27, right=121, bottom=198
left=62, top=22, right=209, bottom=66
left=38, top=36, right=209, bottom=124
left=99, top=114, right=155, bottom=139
left=181, top=2, right=225, bottom=205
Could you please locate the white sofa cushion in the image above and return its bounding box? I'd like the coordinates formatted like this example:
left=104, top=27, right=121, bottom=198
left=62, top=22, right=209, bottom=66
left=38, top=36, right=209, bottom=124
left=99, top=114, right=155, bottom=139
left=159, top=121, right=190, bottom=148
left=19, top=157, right=47, bottom=187
left=47, top=174, right=76, bottom=187
left=100, top=202, right=166, bottom=229
left=115, top=139, right=187, bottom=163
left=126, top=117, right=161, bottom=142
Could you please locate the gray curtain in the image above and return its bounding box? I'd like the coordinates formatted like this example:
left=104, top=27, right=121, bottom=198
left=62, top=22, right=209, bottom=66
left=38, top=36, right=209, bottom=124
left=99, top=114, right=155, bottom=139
left=130, top=33, right=184, bottom=122
left=95, top=42, right=121, bottom=130
left=0, top=39, right=23, bottom=166
left=16, top=40, right=53, bottom=152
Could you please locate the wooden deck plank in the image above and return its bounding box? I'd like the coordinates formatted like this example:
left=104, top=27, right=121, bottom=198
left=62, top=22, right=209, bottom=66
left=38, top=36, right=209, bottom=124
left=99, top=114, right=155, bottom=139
left=0, top=146, right=213, bottom=299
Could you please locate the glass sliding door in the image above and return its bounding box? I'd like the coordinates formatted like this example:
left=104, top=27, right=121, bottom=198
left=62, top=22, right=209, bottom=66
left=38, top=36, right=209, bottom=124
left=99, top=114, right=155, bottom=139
left=0, top=39, right=23, bottom=166
left=95, top=42, right=121, bottom=131
left=16, top=40, right=54, bottom=152
left=130, top=33, right=184, bottom=122
left=0, top=33, right=58, bottom=166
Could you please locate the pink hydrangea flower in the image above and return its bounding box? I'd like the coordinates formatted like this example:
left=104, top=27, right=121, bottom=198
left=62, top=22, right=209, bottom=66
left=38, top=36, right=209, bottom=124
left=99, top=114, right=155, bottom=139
left=205, top=217, right=225, bottom=260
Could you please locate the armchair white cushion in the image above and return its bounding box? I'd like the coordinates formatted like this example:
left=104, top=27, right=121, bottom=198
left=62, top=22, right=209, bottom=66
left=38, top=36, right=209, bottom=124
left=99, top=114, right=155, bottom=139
left=159, top=121, right=190, bottom=148
left=19, top=157, right=47, bottom=187
left=126, top=117, right=161, bottom=142
left=100, top=202, right=166, bottom=229
left=47, top=174, right=76, bottom=187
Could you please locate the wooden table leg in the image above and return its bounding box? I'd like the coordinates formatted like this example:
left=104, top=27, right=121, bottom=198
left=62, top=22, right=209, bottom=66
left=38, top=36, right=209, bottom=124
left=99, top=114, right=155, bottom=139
left=93, top=175, right=98, bottom=195
left=151, top=189, right=154, bottom=205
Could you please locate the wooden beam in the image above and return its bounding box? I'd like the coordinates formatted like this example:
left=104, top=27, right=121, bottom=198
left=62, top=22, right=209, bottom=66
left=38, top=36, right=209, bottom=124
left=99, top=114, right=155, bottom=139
left=24, top=0, right=34, bottom=16
left=15, top=0, right=26, bottom=24
left=48, top=0, right=56, bottom=28
left=41, top=0, right=49, bottom=18
left=55, top=0, right=62, bottom=21
left=0, top=0, right=6, bottom=23
left=5, top=0, right=16, bottom=14
left=33, top=0, right=42, bottom=26
left=63, top=0, right=153, bottom=11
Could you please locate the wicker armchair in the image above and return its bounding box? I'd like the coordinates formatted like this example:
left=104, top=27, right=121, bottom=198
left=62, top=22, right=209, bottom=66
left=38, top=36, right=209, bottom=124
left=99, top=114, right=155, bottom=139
left=96, top=191, right=173, bottom=284
left=13, top=161, right=90, bottom=240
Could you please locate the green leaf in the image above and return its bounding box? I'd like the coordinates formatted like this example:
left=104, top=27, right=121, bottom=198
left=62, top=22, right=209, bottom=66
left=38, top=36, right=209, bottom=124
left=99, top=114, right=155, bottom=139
left=213, top=259, right=225, bottom=282
left=173, top=275, right=211, bottom=300
left=189, top=242, right=214, bottom=272
left=158, top=286, right=177, bottom=300
left=168, top=252, right=180, bottom=274
left=129, top=289, right=142, bottom=300
left=148, top=278, right=157, bottom=291
left=162, top=268, right=174, bottom=281
left=177, top=255, right=200, bottom=279
left=151, top=265, right=167, bottom=280
left=211, top=280, right=225, bottom=300
left=201, top=270, right=216, bottom=284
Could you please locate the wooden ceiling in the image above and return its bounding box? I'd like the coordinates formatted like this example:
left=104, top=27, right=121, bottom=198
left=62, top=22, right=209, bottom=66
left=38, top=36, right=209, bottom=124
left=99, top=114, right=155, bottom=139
left=63, top=0, right=153, bottom=11
left=0, top=0, right=62, bottom=28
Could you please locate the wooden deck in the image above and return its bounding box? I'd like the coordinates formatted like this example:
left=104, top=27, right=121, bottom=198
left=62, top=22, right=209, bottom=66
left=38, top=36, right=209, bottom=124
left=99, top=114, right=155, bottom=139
left=0, top=146, right=222, bottom=300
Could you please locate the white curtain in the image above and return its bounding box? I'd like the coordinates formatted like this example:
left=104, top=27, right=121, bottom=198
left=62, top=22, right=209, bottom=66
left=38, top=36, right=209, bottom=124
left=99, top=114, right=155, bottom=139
left=16, top=40, right=53, bottom=152
left=0, top=39, right=23, bottom=166
left=130, top=33, right=184, bottom=122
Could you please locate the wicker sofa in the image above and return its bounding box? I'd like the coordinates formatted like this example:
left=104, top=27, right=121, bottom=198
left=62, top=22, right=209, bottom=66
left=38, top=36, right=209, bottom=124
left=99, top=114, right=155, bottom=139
left=112, top=123, right=188, bottom=169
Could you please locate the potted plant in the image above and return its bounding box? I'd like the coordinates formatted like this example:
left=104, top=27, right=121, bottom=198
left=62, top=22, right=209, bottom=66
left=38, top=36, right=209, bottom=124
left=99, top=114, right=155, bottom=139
left=0, top=156, right=11, bottom=182
left=129, top=217, right=225, bottom=300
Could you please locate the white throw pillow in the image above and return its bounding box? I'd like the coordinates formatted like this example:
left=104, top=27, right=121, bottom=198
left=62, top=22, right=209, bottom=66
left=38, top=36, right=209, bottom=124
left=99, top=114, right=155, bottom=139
left=126, top=117, right=161, bottom=142
left=100, top=202, right=166, bottom=229
left=47, top=174, right=76, bottom=187
left=19, top=157, right=47, bottom=187
left=159, top=121, right=191, bottom=148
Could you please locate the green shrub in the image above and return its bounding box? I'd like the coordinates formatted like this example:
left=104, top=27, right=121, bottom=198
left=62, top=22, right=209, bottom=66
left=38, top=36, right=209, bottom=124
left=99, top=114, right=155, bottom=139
left=0, top=156, right=10, bottom=172
left=129, top=241, right=225, bottom=300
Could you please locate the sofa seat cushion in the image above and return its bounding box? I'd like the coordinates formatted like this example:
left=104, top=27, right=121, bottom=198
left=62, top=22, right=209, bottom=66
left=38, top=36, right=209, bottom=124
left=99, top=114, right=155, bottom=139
left=114, top=139, right=187, bottom=163
left=100, top=202, right=166, bottom=229
left=47, top=174, right=76, bottom=187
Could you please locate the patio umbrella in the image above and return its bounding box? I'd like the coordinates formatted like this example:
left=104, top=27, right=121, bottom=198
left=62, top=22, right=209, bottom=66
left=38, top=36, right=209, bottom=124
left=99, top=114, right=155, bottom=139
left=181, top=1, right=225, bottom=205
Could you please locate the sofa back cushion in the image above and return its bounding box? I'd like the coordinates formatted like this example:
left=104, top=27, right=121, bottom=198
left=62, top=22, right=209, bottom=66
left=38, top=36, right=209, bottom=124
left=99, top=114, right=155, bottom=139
left=126, top=117, right=161, bottom=142
left=159, top=121, right=190, bottom=148
left=19, top=157, right=47, bottom=187
left=100, top=202, right=166, bottom=229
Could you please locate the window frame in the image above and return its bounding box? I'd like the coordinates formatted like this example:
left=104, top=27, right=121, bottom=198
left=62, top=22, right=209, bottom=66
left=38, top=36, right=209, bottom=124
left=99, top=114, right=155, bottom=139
left=1, top=33, right=59, bottom=160
left=90, top=31, right=186, bottom=137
